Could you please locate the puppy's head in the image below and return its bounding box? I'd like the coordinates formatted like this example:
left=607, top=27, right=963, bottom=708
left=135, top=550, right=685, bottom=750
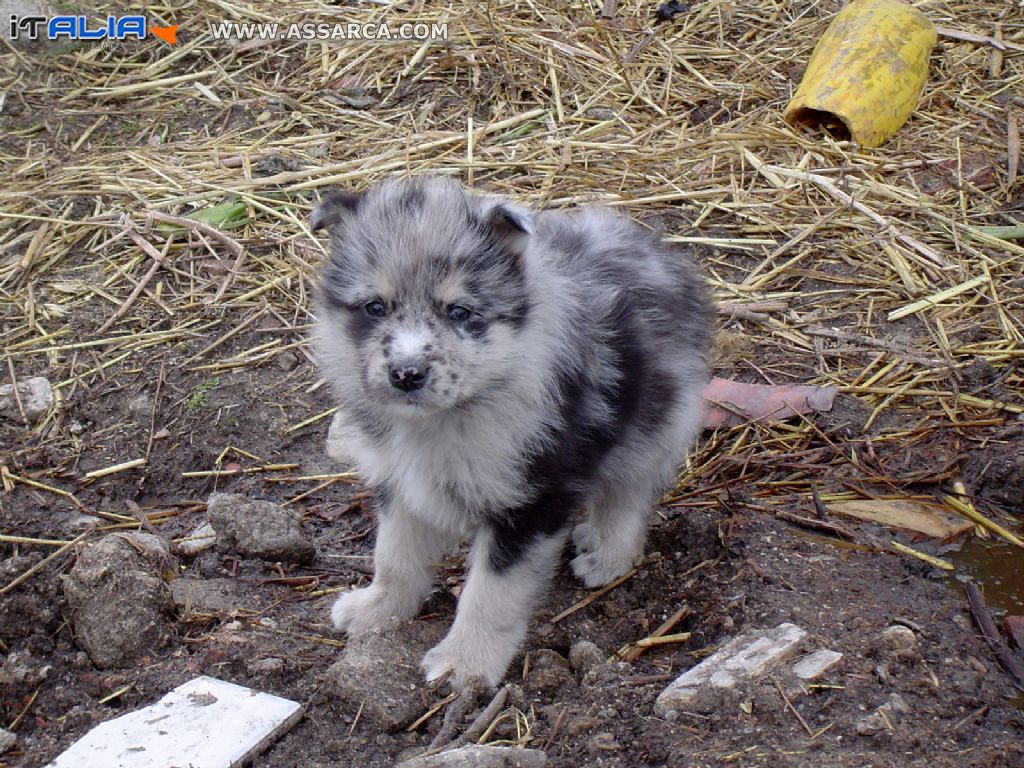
left=313, top=176, right=534, bottom=414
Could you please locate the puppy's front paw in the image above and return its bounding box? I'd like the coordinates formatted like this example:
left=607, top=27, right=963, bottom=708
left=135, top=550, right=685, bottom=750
left=571, top=521, right=600, bottom=554
left=421, top=635, right=509, bottom=688
left=570, top=521, right=643, bottom=588
left=330, top=586, right=403, bottom=635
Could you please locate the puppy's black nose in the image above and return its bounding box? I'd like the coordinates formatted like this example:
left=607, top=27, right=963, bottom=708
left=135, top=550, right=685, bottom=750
left=389, top=365, right=429, bottom=392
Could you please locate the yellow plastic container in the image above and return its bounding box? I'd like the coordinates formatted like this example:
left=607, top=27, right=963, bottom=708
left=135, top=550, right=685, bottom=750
left=784, top=0, right=936, bottom=148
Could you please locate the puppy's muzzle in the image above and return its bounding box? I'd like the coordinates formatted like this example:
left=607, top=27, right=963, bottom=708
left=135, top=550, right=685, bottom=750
left=389, top=363, right=430, bottom=392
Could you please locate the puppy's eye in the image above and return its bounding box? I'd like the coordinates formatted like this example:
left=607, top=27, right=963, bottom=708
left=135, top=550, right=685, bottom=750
left=447, top=305, right=472, bottom=322
left=365, top=300, right=387, bottom=318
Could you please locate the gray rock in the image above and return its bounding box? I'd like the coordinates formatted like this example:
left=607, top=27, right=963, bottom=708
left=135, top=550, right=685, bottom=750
left=873, top=625, right=917, bottom=654
left=0, top=650, right=51, bottom=686
left=328, top=618, right=446, bottom=732
left=61, top=533, right=175, bottom=669
left=655, top=623, right=808, bottom=716
left=0, top=727, right=15, bottom=755
left=855, top=693, right=912, bottom=736
left=399, top=745, right=547, bottom=768
left=0, top=376, right=54, bottom=421
left=206, top=493, right=315, bottom=564
left=568, top=640, right=604, bottom=674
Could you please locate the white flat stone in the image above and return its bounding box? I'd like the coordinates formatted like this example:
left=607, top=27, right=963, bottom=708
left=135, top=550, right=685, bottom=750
left=655, top=623, right=807, bottom=716
left=792, top=649, right=843, bottom=680
left=47, top=676, right=302, bottom=768
left=0, top=376, right=54, bottom=420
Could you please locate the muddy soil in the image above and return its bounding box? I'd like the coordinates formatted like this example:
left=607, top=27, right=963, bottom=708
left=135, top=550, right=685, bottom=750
left=2, top=329, right=1023, bottom=767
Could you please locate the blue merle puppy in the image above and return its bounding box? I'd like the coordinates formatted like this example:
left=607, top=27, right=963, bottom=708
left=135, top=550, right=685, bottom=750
left=312, top=176, right=711, bottom=687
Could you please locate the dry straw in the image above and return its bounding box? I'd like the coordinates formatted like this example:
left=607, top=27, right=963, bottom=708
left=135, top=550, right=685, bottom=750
left=0, top=0, right=1021, bottom=587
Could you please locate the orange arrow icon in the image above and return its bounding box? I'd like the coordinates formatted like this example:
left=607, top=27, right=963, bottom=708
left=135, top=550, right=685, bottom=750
left=152, top=24, right=179, bottom=45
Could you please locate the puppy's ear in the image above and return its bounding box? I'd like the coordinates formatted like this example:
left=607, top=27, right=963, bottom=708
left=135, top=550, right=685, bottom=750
left=310, top=190, right=364, bottom=232
left=484, top=203, right=532, bottom=255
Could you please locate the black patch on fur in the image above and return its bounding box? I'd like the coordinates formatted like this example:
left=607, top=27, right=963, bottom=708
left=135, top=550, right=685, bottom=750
left=488, top=296, right=672, bottom=572
left=311, top=190, right=364, bottom=231
left=344, top=306, right=377, bottom=345
left=487, top=489, right=576, bottom=572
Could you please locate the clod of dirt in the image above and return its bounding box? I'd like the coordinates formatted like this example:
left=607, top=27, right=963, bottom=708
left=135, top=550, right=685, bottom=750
left=964, top=441, right=1024, bottom=515
left=327, top=617, right=446, bottom=732
left=568, top=640, right=604, bottom=675
left=398, top=745, right=547, bottom=768
left=61, top=533, right=175, bottom=669
left=855, top=692, right=912, bottom=736
left=0, top=376, right=54, bottom=421
left=0, top=727, right=15, bottom=755
left=523, top=649, right=572, bottom=696
left=206, top=493, right=315, bottom=564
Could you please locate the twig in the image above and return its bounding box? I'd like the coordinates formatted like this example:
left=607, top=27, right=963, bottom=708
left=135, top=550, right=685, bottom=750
left=964, top=582, right=1024, bottom=692
left=0, top=532, right=89, bottom=596
left=775, top=680, right=815, bottom=737
left=550, top=555, right=655, bottom=624
left=621, top=604, right=691, bottom=662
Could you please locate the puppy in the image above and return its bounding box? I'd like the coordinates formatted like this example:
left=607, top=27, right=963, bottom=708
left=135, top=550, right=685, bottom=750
left=312, top=176, right=711, bottom=687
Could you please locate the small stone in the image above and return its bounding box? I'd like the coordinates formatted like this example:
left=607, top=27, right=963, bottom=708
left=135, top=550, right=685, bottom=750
left=398, top=745, right=547, bottom=768
left=277, top=350, right=299, bottom=371
left=61, top=533, right=175, bottom=669
left=206, top=493, right=315, bottom=564
left=523, top=649, right=571, bottom=695
left=875, top=625, right=917, bottom=654
left=328, top=618, right=446, bottom=732
left=247, top=657, right=285, bottom=675
left=654, top=623, right=808, bottom=717
left=568, top=641, right=604, bottom=674
left=0, top=651, right=51, bottom=686
left=173, top=522, right=217, bottom=557
left=792, top=649, right=843, bottom=681
left=855, top=693, right=912, bottom=736
left=0, top=727, right=15, bottom=755
left=0, top=376, right=54, bottom=421
left=127, top=393, right=152, bottom=422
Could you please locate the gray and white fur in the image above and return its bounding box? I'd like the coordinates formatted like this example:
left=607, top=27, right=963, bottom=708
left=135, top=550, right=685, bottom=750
left=312, top=176, right=711, bottom=687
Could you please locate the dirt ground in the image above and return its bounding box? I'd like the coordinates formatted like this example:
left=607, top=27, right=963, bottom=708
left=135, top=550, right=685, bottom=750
left=2, top=1, right=1024, bottom=767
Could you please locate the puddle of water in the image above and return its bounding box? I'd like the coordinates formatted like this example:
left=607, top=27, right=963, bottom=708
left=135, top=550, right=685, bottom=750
left=947, top=538, right=1024, bottom=615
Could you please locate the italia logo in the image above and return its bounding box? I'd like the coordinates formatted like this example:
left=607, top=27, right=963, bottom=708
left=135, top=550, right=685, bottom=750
left=8, top=15, right=179, bottom=45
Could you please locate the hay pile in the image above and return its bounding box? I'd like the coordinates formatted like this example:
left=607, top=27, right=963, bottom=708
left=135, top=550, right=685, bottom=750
left=0, top=0, right=1021, bottom=553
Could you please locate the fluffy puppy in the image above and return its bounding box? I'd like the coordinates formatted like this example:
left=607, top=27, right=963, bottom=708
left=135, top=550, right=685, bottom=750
left=312, top=176, right=711, bottom=687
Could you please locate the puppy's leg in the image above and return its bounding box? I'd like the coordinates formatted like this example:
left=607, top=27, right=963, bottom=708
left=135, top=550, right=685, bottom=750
left=572, top=391, right=705, bottom=588
left=332, top=499, right=452, bottom=635
left=422, top=525, right=568, bottom=687
left=571, top=485, right=652, bottom=589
